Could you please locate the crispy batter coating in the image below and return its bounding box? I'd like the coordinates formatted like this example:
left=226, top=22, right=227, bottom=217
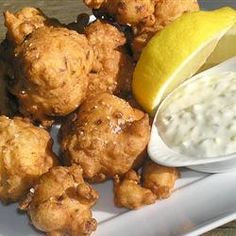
left=85, top=20, right=134, bottom=97
left=10, top=26, right=93, bottom=126
left=60, top=93, right=150, bottom=183
left=19, top=165, right=98, bottom=236
left=0, top=116, right=57, bottom=203
left=4, top=7, right=60, bottom=46
left=114, top=170, right=156, bottom=209
left=85, top=0, right=154, bottom=25
left=84, top=0, right=105, bottom=9
left=84, top=0, right=199, bottom=58
left=142, top=161, right=180, bottom=199
left=4, top=8, right=133, bottom=126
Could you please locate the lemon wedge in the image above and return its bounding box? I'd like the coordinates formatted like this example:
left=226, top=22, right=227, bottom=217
left=132, top=7, right=236, bottom=114
left=200, top=23, right=236, bottom=71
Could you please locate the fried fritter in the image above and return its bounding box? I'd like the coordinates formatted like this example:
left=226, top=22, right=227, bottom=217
left=0, top=116, right=57, bottom=203
left=8, top=27, right=93, bottom=126
left=85, top=20, right=134, bottom=97
left=19, top=165, right=98, bottom=236
left=114, top=170, right=156, bottom=209
left=84, top=0, right=199, bottom=58
left=142, top=161, right=180, bottom=199
left=4, top=8, right=133, bottom=126
left=84, top=0, right=105, bottom=9
left=85, top=0, right=154, bottom=25
left=4, top=7, right=60, bottom=46
left=60, top=93, right=150, bottom=183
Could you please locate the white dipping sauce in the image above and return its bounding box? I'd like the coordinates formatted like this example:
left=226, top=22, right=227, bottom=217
left=157, top=72, right=236, bottom=158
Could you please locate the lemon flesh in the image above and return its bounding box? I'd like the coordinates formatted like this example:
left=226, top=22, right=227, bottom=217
left=200, top=24, right=236, bottom=71
left=132, top=7, right=236, bottom=114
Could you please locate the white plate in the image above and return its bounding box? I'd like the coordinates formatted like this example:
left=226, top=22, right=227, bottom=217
left=2, top=168, right=236, bottom=236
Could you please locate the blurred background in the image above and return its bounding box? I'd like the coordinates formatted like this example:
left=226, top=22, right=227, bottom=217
left=0, top=0, right=236, bottom=41
left=0, top=0, right=90, bottom=41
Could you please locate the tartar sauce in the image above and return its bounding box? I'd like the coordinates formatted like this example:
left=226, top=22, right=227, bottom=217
left=157, top=72, right=236, bottom=158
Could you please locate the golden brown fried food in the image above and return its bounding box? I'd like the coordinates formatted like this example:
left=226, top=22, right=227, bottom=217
left=60, top=93, right=150, bottom=183
left=85, top=20, right=134, bottom=97
left=114, top=170, right=156, bottom=209
left=84, top=0, right=199, bottom=58
left=84, top=0, right=104, bottom=9
left=142, top=161, right=180, bottom=199
left=9, top=25, right=93, bottom=126
left=19, top=165, right=98, bottom=236
left=0, top=116, right=57, bottom=203
left=85, top=0, right=154, bottom=25
left=4, top=8, right=94, bottom=126
left=4, top=7, right=60, bottom=46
